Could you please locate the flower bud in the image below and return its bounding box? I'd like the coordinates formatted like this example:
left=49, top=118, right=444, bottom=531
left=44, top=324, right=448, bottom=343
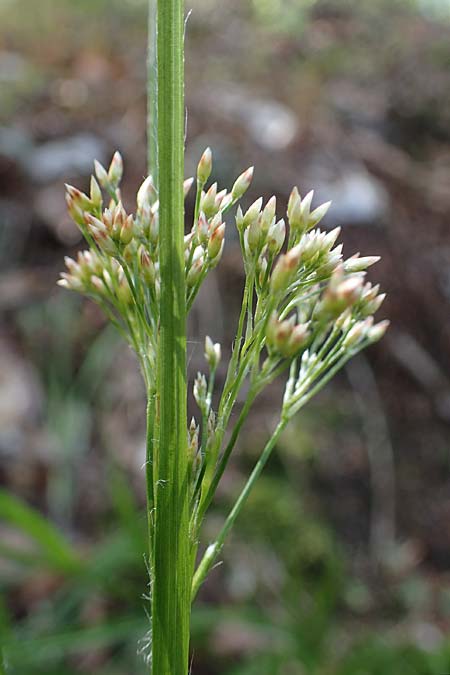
left=201, top=183, right=218, bottom=218
left=117, top=272, right=132, bottom=305
left=94, top=160, right=109, bottom=187
left=231, top=166, right=254, bottom=201
left=90, top=176, right=103, bottom=210
left=260, top=196, right=276, bottom=234
left=66, top=194, right=85, bottom=226
left=215, top=189, right=227, bottom=210
left=184, top=177, right=194, bottom=198
left=270, top=243, right=302, bottom=293
left=112, top=201, right=126, bottom=238
left=287, top=186, right=301, bottom=222
left=193, top=372, right=207, bottom=409
left=187, top=257, right=203, bottom=287
left=120, top=214, right=134, bottom=245
left=284, top=323, right=310, bottom=357
left=205, top=336, right=221, bottom=370
left=267, top=218, right=286, bottom=255
left=188, top=417, right=199, bottom=458
left=139, top=246, right=155, bottom=285
left=208, top=223, right=225, bottom=259
left=343, top=319, right=370, bottom=348
left=197, top=211, right=209, bottom=245
left=344, top=255, right=380, bottom=273
left=108, top=151, right=123, bottom=186
left=137, top=175, right=157, bottom=209
left=235, top=205, right=244, bottom=232
left=243, top=197, right=263, bottom=228
left=367, top=319, right=390, bottom=343
left=247, top=217, right=263, bottom=251
left=308, top=200, right=331, bottom=228
left=197, top=147, right=212, bottom=184
left=65, top=184, right=92, bottom=212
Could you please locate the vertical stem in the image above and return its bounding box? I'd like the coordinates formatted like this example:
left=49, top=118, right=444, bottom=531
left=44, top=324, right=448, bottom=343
left=151, top=0, right=190, bottom=674
left=147, top=0, right=158, bottom=182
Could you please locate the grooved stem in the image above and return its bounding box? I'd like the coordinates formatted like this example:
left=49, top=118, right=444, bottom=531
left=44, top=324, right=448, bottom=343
left=150, top=0, right=190, bottom=673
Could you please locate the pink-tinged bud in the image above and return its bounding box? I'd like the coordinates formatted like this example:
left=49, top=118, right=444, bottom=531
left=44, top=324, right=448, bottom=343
left=94, top=160, right=109, bottom=187
left=367, top=319, right=390, bottom=342
left=66, top=194, right=85, bottom=225
left=322, top=274, right=364, bottom=316
left=58, top=273, right=84, bottom=292
left=108, top=151, right=123, bottom=186
left=187, top=257, right=204, bottom=287
left=90, top=275, right=105, bottom=293
left=208, top=223, right=225, bottom=259
left=85, top=213, right=107, bottom=235
left=215, top=189, right=227, bottom=210
left=184, top=177, right=194, bottom=198
left=64, top=256, right=78, bottom=275
left=273, top=316, right=296, bottom=355
left=101, top=208, right=113, bottom=232
left=243, top=197, right=263, bottom=228
left=90, top=176, right=102, bottom=209
left=137, top=175, right=157, bottom=209
left=284, top=323, right=310, bottom=357
left=120, top=214, right=134, bottom=245
left=139, top=246, right=155, bottom=285
left=112, top=201, right=126, bottom=238
left=208, top=212, right=222, bottom=236
left=335, top=276, right=363, bottom=303
left=343, top=319, right=368, bottom=348
left=201, top=183, right=217, bottom=218
left=197, top=147, right=212, bottom=184
left=209, top=240, right=224, bottom=268
left=197, top=211, right=209, bottom=244
left=267, top=218, right=286, bottom=255
left=231, top=166, right=254, bottom=201
left=65, top=184, right=92, bottom=211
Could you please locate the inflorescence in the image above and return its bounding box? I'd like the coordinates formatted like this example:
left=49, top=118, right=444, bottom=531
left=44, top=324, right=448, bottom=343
left=59, top=148, right=388, bottom=540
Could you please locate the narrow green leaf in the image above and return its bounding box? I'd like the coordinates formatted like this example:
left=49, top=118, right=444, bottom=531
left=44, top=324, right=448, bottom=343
left=0, top=489, right=83, bottom=575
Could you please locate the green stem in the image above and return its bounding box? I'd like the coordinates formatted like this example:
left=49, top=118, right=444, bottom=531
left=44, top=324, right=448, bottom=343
left=147, top=0, right=158, bottom=183
left=151, top=0, right=191, bottom=673
left=191, top=418, right=287, bottom=600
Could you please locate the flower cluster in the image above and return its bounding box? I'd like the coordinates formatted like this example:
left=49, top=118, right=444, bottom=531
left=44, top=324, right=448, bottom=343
left=59, top=148, right=387, bottom=510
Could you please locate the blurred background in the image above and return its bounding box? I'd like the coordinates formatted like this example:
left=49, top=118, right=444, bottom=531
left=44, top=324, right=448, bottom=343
left=1, top=0, right=450, bottom=672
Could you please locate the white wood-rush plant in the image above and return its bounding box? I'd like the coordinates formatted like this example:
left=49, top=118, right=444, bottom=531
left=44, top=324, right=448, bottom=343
left=58, top=1, right=388, bottom=672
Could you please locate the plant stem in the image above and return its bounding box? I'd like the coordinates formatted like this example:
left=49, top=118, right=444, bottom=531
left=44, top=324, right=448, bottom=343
left=151, top=0, right=191, bottom=673
left=192, top=419, right=287, bottom=600
left=147, top=0, right=158, bottom=182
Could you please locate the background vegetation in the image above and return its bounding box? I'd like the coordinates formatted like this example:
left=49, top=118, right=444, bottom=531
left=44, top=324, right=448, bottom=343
left=1, top=0, right=450, bottom=672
